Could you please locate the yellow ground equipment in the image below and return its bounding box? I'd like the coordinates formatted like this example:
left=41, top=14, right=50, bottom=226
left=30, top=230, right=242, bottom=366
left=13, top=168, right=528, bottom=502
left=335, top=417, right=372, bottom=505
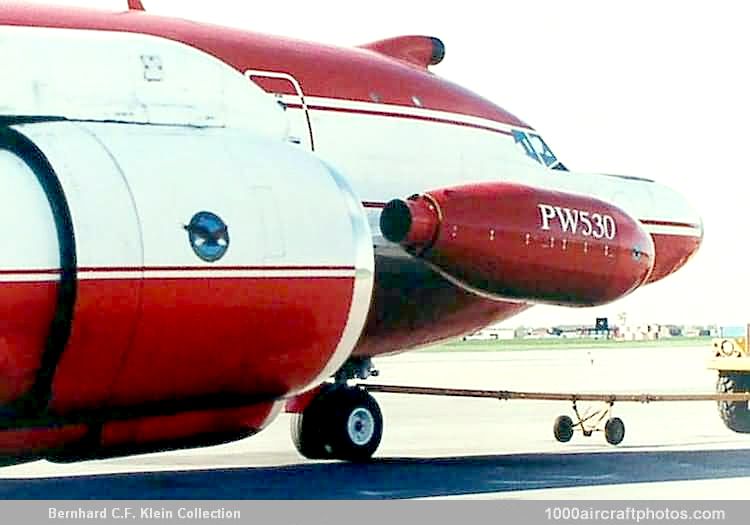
left=708, top=326, right=750, bottom=433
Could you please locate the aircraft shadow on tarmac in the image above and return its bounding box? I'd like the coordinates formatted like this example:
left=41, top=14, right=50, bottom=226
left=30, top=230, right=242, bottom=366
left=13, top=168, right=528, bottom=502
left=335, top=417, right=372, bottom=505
left=1, top=449, right=749, bottom=499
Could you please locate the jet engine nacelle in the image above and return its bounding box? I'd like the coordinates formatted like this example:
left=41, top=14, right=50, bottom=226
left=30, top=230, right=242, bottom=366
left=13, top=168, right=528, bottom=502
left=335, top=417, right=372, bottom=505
left=0, top=23, right=372, bottom=461
left=0, top=121, right=373, bottom=420
left=380, top=182, right=654, bottom=307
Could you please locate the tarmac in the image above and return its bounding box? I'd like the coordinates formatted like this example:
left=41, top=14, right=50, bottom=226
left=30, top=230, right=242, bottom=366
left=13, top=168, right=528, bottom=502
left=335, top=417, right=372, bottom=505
left=1, top=346, right=749, bottom=499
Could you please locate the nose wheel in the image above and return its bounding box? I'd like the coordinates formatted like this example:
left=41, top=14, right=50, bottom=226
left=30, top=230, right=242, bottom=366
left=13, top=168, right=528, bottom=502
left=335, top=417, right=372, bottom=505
left=553, top=401, right=625, bottom=445
left=291, top=385, right=383, bottom=462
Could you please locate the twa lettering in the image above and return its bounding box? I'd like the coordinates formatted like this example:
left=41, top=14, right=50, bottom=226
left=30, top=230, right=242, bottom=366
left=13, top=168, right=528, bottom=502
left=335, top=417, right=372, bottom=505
left=538, top=204, right=617, bottom=240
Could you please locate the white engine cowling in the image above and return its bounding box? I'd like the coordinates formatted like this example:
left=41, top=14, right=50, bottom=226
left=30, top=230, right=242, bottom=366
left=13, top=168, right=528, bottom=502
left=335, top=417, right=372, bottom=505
left=0, top=120, right=373, bottom=414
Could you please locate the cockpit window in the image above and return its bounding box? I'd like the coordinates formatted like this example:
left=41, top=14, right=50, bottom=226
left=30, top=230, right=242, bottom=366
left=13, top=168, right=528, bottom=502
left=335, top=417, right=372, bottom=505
left=512, top=130, right=568, bottom=171
left=512, top=130, right=540, bottom=163
left=528, top=134, right=558, bottom=167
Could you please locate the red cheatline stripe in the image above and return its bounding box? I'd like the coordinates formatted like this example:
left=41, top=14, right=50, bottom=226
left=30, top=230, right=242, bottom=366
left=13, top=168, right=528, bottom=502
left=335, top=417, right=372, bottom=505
left=0, top=268, right=62, bottom=275
left=640, top=220, right=701, bottom=229
left=286, top=103, right=513, bottom=136
left=0, top=266, right=355, bottom=275
left=78, top=266, right=355, bottom=272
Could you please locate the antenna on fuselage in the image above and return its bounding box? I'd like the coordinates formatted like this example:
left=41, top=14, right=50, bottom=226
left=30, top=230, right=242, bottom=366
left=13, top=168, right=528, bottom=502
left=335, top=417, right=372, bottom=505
left=128, top=0, right=145, bottom=10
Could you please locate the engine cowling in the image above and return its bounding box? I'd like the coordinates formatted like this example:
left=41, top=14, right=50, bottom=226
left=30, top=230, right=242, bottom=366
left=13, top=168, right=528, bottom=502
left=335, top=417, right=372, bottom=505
left=380, top=182, right=654, bottom=307
left=0, top=121, right=372, bottom=435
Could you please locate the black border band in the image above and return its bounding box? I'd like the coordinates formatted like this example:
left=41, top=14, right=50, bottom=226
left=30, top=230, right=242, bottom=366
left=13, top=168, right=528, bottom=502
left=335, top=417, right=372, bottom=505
left=0, top=126, right=78, bottom=416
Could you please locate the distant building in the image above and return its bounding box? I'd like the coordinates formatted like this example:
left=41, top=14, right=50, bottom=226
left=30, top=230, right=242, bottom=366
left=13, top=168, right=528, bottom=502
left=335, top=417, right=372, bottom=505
left=619, top=324, right=663, bottom=340
left=618, top=324, right=711, bottom=340
left=510, top=322, right=715, bottom=342
left=548, top=322, right=614, bottom=340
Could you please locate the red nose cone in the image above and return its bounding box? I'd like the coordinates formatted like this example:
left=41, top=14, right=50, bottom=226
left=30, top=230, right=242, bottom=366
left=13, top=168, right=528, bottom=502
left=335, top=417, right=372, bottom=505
left=646, top=220, right=703, bottom=284
left=381, top=182, right=655, bottom=307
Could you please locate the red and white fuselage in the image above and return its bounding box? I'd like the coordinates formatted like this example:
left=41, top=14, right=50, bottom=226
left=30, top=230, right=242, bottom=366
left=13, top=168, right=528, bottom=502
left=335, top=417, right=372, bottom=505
left=0, top=4, right=702, bottom=460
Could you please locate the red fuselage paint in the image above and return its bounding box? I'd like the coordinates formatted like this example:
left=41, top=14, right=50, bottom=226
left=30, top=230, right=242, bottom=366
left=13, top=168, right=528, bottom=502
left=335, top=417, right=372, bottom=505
left=0, top=5, right=528, bottom=129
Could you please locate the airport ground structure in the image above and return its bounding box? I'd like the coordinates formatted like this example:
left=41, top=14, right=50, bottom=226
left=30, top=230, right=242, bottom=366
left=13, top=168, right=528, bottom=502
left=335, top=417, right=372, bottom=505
left=463, top=321, right=721, bottom=342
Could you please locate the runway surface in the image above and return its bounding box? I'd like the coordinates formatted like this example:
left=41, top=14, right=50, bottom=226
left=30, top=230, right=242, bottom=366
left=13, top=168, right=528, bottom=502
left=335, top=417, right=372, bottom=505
left=1, top=345, right=749, bottom=499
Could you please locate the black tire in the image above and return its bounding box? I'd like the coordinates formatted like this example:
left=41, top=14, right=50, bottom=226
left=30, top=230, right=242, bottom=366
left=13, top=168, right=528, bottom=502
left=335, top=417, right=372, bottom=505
left=553, top=415, right=574, bottom=443
left=604, top=417, right=625, bottom=445
left=717, top=373, right=750, bottom=433
left=291, top=386, right=383, bottom=462
left=290, top=387, right=334, bottom=460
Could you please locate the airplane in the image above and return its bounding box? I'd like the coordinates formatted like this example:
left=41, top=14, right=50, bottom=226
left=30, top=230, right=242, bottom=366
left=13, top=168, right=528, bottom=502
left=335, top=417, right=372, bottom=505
left=0, top=1, right=703, bottom=464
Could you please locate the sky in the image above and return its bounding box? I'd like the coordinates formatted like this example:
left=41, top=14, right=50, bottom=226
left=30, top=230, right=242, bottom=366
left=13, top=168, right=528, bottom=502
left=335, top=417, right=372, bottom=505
left=17, top=0, right=750, bottom=327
